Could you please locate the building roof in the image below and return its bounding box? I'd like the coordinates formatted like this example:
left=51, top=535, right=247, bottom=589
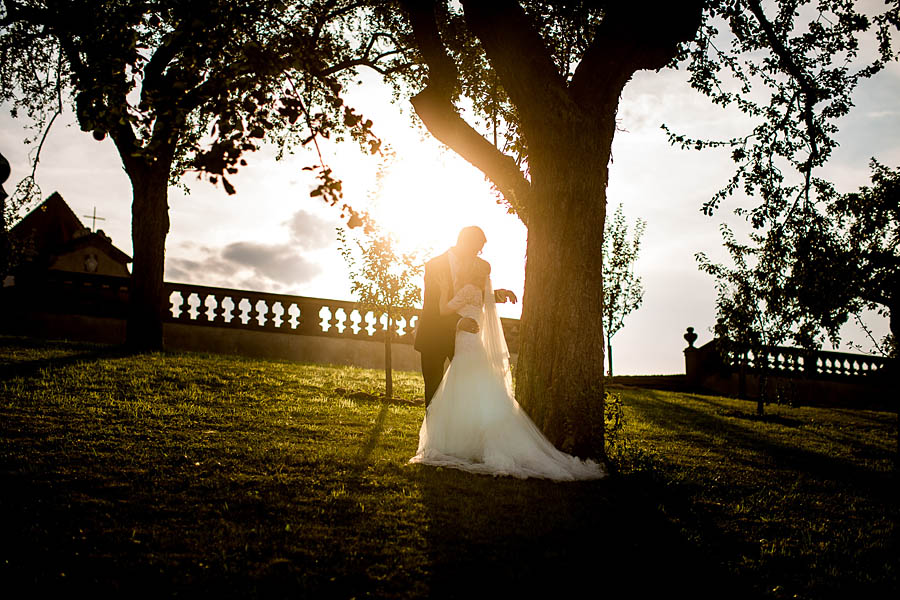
left=10, top=192, right=131, bottom=266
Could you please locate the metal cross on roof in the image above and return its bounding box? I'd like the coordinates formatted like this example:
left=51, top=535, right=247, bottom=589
left=83, top=206, right=106, bottom=231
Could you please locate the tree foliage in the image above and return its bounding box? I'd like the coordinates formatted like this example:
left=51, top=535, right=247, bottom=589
left=0, top=0, right=397, bottom=347
left=338, top=227, right=422, bottom=399
left=0, top=0, right=390, bottom=206
left=669, top=0, right=899, bottom=226
left=670, top=0, right=898, bottom=359
left=697, top=224, right=790, bottom=414
left=602, top=203, right=645, bottom=377
left=699, top=161, right=899, bottom=364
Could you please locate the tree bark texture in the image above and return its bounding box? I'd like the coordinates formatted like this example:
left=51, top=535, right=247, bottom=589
left=514, top=116, right=612, bottom=458
left=124, top=163, right=171, bottom=351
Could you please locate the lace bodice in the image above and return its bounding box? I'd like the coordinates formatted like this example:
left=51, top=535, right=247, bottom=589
left=448, top=283, right=484, bottom=323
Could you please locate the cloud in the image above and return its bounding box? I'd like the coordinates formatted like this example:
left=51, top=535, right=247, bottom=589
left=163, top=208, right=342, bottom=292
left=283, top=209, right=338, bottom=249
left=166, top=238, right=322, bottom=293
left=222, top=240, right=320, bottom=285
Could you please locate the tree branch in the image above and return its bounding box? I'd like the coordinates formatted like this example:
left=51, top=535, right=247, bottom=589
left=459, top=0, right=568, bottom=131
left=140, top=28, right=184, bottom=108
left=746, top=0, right=820, bottom=165
left=570, top=1, right=704, bottom=110
left=399, top=0, right=531, bottom=218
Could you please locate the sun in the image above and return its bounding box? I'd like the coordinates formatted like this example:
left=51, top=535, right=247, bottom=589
left=366, top=153, right=528, bottom=318
left=367, top=159, right=468, bottom=255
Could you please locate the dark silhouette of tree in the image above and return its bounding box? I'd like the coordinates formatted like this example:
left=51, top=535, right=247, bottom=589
left=700, top=161, right=898, bottom=366
left=823, top=161, right=899, bottom=356
left=602, top=203, right=645, bottom=377
left=669, top=2, right=898, bottom=360
left=0, top=0, right=394, bottom=350
left=697, top=225, right=788, bottom=415
left=362, top=0, right=897, bottom=458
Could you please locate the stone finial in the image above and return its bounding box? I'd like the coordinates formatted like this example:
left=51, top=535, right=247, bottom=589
left=684, top=326, right=698, bottom=349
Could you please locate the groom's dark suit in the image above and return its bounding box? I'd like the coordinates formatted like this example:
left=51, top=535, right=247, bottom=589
left=415, top=251, right=461, bottom=406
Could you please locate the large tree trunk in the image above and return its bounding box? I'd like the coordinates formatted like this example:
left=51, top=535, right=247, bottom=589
left=124, top=164, right=171, bottom=351
left=401, top=0, right=703, bottom=460
left=515, top=121, right=612, bottom=459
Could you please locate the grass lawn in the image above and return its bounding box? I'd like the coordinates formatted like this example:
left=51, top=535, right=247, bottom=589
left=0, top=335, right=896, bottom=599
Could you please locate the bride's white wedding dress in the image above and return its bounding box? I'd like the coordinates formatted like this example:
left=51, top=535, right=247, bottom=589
left=410, top=277, right=606, bottom=481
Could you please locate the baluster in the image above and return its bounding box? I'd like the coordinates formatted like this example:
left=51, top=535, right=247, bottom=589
left=248, top=298, right=258, bottom=327
left=391, top=313, right=402, bottom=340
left=196, top=292, right=209, bottom=322
left=328, top=306, right=340, bottom=335
left=181, top=290, right=192, bottom=321
left=296, top=301, right=316, bottom=334
left=266, top=299, right=276, bottom=328
left=281, top=301, right=291, bottom=329
left=342, top=308, right=354, bottom=336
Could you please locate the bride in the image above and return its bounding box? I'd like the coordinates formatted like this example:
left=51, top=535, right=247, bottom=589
left=409, top=259, right=606, bottom=481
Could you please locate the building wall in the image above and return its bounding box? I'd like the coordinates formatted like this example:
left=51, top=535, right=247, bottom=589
left=50, top=245, right=130, bottom=277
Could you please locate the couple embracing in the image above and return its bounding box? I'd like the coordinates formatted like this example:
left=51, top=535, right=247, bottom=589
left=409, top=226, right=606, bottom=481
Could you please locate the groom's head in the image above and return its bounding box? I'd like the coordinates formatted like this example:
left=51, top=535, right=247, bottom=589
left=455, top=226, right=486, bottom=259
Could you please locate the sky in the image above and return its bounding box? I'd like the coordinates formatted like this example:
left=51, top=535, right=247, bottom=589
left=2, top=17, right=898, bottom=375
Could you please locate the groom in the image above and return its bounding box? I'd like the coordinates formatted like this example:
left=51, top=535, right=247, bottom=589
left=415, top=226, right=518, bottom=406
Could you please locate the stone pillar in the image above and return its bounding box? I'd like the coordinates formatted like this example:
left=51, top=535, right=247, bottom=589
left=684, top=326, right=700, bottom=386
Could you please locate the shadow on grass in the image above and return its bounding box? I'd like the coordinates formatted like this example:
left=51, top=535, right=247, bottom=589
left=628, top=390, right=894, bottom=499
left=410, top=466, right=747, bottom=600
left=0, top=340, right=139, bottom=381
